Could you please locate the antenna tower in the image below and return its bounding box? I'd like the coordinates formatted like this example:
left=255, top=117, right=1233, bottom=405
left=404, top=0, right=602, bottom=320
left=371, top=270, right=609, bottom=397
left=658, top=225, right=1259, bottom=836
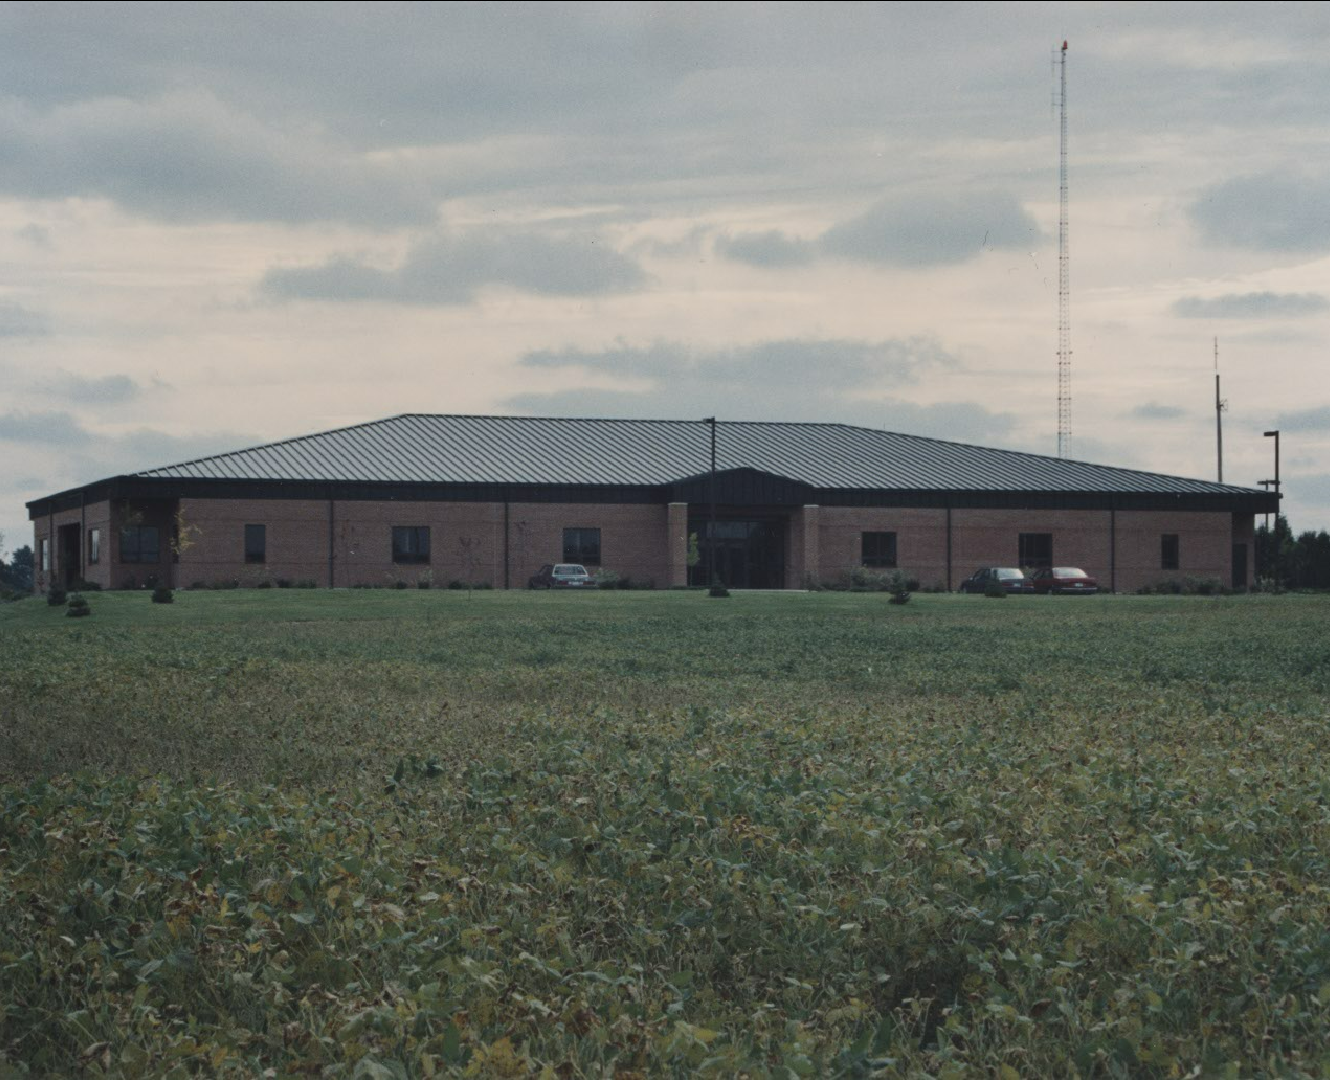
left=1056, top=40, right=1071, bottom=458
left=1214, top=337, right=1227, bottom=482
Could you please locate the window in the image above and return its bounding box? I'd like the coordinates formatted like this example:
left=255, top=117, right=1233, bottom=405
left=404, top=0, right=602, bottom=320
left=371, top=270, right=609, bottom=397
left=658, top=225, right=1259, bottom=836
left=88, top=528, right=101, bottom=565
left=392, top=526, right=430, bottom=564
left=861, top=531, right=897, bottom=568
left=245, top=524, right=266, bottom=564
left=563, top=527, right=601, bottom=566
left=1161, top=533, right=1179, bottom=571
left=1019, top=533, right=1053, bottom=569
left=40, top=538, right=49, bottom=572
left=120, top=525, right=160, bottom=564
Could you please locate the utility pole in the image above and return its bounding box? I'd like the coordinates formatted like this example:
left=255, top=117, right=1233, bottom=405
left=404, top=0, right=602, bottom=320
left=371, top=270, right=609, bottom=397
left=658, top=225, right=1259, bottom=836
left=1215, top=338, right=1226, bottom=482
left=1056, top=40, right=1072, bottom=458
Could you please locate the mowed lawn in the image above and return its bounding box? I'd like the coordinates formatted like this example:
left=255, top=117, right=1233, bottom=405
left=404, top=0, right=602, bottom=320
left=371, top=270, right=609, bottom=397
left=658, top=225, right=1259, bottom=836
left=1, top=590, right=1328, bottom=1077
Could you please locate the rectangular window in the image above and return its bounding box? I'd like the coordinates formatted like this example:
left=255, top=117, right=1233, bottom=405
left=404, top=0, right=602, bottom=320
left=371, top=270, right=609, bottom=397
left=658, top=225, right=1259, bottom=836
left=40, top=538, right=50, bottom=572
left=563, top=527, right=601, bottom=566
left=1019, top=533, right=1053, bottom=569
left=245, top=524, right=266, bottom=564
left=119, top=525, right=160, bottom=564
left=392, top=525, right=430, bottom=564
left=88, top=528, right=101, bottom=565
left=861, top=531, right=897, bottom=568
left=1161, top=533, right=1179, bottom=571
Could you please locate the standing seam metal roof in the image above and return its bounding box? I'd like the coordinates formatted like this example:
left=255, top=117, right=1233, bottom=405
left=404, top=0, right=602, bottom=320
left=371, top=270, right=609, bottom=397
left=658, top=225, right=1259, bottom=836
left=132, top=414, right=1268, bottom=497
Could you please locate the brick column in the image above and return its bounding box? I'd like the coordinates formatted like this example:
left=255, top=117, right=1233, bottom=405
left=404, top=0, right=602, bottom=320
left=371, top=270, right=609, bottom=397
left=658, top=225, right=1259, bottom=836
left=667, top=502, right=689, bottom=587
left=801, top=504, right=820, bottom=588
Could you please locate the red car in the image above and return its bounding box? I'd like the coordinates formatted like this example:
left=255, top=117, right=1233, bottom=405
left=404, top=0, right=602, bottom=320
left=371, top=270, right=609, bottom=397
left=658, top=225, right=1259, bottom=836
left=1028, top=567, right=1099, bottom=594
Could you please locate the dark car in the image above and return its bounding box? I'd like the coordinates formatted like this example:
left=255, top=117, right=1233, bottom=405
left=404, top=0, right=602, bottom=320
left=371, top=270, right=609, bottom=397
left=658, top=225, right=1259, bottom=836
left=528, top=563, right=596, bottom=589
left=1029, top=566, right=1099, bottom=594
left=959, top=567, right=1032, bottom=594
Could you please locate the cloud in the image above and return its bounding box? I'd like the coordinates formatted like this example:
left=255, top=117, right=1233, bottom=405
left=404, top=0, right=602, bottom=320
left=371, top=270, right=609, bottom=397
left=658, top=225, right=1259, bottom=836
left=714, top=230, right=815, bottom=268
left=0, top=300, right=48, bottom=337
left=0, top=410, right=91, bottom=445
left=15, top=223, right=52, bottom=248
left=0, top=92, right=438, bottom=227
left=1189, top=172, right=1330, bottom=252
left=820, top=192, right=1043, bottom=268
left=1273, top=405, right=1330, bottom=432
left=1172, top=292, right=1330, bottom=318
left=506, top=336, right=1015, bottom=443
left=717, top=193, right=1044, bottom=271
left=261, top=230, right=647, bottom=304
left=1129, top=403, right=1187, bottom=421
left=43, top=372, right=143, bottom=405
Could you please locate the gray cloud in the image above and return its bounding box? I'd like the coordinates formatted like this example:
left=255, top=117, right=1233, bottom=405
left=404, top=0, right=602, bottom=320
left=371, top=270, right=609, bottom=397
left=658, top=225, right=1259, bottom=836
left=44, top=372, right=143, bottom=405
left=0, top=92, right=437, bottom=227
left=15, top=223, right=52, bottom=248
left=1129, top=403, right=1187, bottom=421
left=718, top=192, right=1044, bottom=271
left=1190, top=173, right=1330, bottom=252
left=715, top=229, right=815, bottom=268
left=1172, top=292, right=1330, bottom=319
left=0, top=410, right=91, bottom=445
left=507, top=337, right=1015, bottom=443
left=261, top=230, right=647, bottom=304
left=820, top=192, right=1043, bottom=268
left=0, top=300, right=48, bottom=337
left=1273, top=405, right=1330, bottom=432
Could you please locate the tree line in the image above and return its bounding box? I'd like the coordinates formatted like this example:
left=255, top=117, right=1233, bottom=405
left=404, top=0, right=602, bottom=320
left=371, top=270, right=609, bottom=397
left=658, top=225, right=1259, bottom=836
left=1255, top=517, right=1330, bottom=590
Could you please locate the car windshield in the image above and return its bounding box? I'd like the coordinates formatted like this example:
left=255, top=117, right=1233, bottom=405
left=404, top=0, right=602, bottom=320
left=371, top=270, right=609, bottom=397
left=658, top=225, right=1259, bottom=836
left=1053, top=567, right=1085, bottom=578
left=995, top=568, right=1024, bottom=580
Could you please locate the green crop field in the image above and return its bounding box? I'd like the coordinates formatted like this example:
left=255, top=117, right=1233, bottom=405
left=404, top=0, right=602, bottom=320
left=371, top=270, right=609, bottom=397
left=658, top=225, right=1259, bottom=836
left=2, top=590, right=1328, bottom=1077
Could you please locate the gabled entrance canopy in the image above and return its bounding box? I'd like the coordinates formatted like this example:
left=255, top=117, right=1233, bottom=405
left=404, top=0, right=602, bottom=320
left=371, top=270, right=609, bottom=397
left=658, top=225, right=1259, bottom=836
left=669, top=467, right=814, bottom=507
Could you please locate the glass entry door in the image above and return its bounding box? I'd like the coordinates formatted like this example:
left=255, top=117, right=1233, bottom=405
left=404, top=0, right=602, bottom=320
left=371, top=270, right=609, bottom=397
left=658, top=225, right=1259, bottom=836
left=689, top=518, right=786, bottom=589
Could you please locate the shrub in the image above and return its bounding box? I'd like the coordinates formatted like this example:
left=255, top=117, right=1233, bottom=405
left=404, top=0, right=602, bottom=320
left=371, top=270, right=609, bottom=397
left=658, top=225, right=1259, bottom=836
left=256, top=580, right=273, bottom=589
left=295, top=579, right=318, bottom=589
left=69, top=578, right=102, bottom=591
left=151, top=586, right=174, bottom=604
left=65, top=592, right=91, bottom=617
left=189, top=581, right=206, bottom=591
left=276, top=578, right=293, bottom=588
left=474, top=582, right=493, bottom=590
left=47, top=585, right=67, bottom=607
left=595, top=569, right=621, bottom=590
left=887, top=570, right=912, bottom=605
left=708, top=580, right=731, bottom=598
left=417, top=579, right=431, bottom=589
left=984, top=578, right=1008, bottom=599
left=394, top=580, right=409, bottom=590
left=447, top=580, right=465, bottom=590
left=0, top=587, right=27, bottom=603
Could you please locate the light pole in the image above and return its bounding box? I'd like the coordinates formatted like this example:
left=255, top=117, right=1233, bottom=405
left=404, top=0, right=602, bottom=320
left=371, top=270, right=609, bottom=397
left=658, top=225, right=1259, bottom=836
left=1263, top=430, right=1281, bottom=580
left=704, top=417, right=717, bottom=586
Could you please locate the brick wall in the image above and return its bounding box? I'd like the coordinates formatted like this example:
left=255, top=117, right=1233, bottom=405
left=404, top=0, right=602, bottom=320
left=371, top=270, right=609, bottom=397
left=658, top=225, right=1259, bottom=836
left=817, top=507, right=949, bottom=588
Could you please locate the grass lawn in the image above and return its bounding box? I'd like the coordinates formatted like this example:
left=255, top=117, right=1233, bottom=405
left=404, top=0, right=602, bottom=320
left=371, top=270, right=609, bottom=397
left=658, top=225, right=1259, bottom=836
left=2, top=589, right=1328, bottom=1076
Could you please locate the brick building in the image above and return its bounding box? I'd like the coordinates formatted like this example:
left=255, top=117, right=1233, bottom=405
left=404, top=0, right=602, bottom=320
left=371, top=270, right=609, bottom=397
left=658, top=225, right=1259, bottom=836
left=26, top=414, right=1276, bottom=593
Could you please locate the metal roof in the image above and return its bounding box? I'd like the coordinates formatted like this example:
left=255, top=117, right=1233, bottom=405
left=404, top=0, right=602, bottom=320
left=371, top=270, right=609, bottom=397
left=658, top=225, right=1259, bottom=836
left=128, top=413, right=1267, bottom=497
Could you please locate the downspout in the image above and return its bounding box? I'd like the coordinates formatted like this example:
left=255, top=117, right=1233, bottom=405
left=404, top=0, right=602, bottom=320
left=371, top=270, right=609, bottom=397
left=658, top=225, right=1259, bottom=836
left=1109, top=498, right=1117, bottom=594
left=945, top=498, right=953, bottom=591
left=328, top=498, right=335, bottom=588
left=503, top=500, right=510, bottom=590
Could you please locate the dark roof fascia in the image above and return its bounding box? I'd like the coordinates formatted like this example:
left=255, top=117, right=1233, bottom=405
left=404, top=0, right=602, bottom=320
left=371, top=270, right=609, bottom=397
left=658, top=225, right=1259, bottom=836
left=817, top=488, right=1280, bottom=513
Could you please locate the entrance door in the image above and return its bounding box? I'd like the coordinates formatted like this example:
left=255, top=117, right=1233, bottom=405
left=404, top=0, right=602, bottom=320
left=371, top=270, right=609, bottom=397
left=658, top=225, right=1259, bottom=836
left=1232, top=543, right=1248, bottom=590
left=58, top=523, right=81, bottom=588
left=689, top=518, right=786, bottom=588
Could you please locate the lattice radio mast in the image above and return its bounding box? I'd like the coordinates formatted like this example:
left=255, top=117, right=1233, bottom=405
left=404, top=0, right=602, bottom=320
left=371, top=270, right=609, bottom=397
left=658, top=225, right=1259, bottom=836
left=1056, top=40, right=1071, bottom=458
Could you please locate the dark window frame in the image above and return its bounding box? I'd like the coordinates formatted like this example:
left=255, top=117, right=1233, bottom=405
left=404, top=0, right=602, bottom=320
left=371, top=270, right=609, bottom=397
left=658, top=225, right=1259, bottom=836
left=1018, top=532, right=1053, bottom=569
left=87, top=528, right=101, bottom=565
left=119, top=525, right=161, bottom=564
left=861, top=531, right=898, bottom=568
left=392, top=525, right=431, bottom=565
left=562, top=526, right=602, bottom=566
left=1161, top=533, right=1179, bottom=571
left=245, top=523, right=267, bottom=564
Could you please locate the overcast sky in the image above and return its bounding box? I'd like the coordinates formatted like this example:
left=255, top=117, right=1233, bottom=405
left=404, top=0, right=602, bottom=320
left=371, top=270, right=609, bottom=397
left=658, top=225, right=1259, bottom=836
left=3, top=1, right=1328, bottom=556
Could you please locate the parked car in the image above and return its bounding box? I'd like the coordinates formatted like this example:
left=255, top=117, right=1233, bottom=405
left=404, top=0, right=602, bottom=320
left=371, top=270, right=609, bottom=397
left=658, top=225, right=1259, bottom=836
left=1028, top=567, right=1099, bottom=594
left=528, top=563, right=596, bottom=589
left=959, top=567, right=1032, bottom=594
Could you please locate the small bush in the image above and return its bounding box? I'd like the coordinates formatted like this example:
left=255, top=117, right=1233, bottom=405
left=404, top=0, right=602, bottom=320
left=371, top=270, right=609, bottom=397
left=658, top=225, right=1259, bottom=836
left=151, top=586, right=174, bottom=604
left=295, top=579, right=318, bottom=589
left=47, top=586, right=67, bottom=607
left=65, top=593, right=90, bottom=617
left=595, top=569, right=621, bottom=590
left=417, top=579, right=431, bottom=589
left=256, top=580, right=273, bottom=589
left=394, top=580, right=409, bottom=590
left=474, top=582, right=493, bottom=590
left=69, top=578, right=102, bottom=591
left=887, top=570, right=912, bottom=605
left=708, top=581, right=731, bottom=598
left=984, top=579, right=1008, bottom=599
left=0, top=587, right=28, bottom=603
left=447, top=580, right=465, bottom=590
